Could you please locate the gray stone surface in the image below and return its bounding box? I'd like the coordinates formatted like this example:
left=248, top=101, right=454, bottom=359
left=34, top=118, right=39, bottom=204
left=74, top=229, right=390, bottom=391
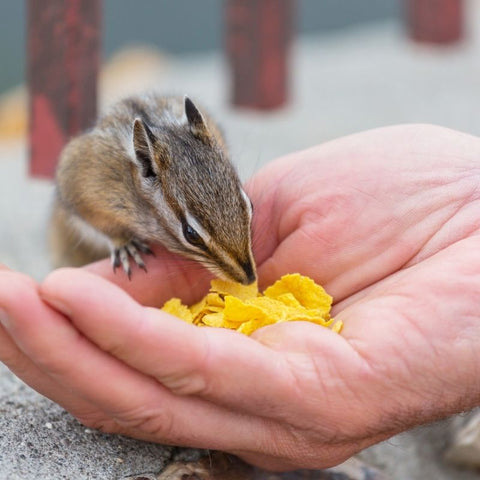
left=2, top=10, right=480, bottom=479
left=0, top=387, right=173, bottom=479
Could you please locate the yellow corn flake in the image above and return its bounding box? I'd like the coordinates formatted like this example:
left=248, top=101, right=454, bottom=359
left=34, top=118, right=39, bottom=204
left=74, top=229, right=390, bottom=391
left=161, top=273, right=341, bottom=336
left=204, top=292, right=226, bottom=308
left=224, top=296, right=268, bottom=322
left=190, top=297, right=207, bottom=318
left=201, top=312, right=227, bottom=328
left=331, top=320, right=344, bottom=334
left=237, top=317, right=276, bottom=336
left=162, top=298, right=193, bottom=323
left=210, top=279, right=258, bottom=301
left=275, top=292, right=302, bottom=308
left=264, top=273, right=332, bottom=314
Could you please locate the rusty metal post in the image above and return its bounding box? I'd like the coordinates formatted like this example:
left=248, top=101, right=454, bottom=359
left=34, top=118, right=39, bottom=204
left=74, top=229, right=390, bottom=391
left=225, top=0, right=295, bottom=110
left=27, top=0, right=101, bottom=178
left=406, top=0, right=464, bottom=44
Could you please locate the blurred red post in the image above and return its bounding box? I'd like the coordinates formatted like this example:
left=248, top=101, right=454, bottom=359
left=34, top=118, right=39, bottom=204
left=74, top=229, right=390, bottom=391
left=225, top=0, right=295, bottom=110
left=406, top=0, right=464, bottom=44
left=27, top=0, right=101, bottom=179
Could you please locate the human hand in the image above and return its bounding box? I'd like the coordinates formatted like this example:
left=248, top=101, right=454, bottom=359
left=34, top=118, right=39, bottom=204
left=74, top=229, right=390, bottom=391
left=1, top=124, right=479, bottom=471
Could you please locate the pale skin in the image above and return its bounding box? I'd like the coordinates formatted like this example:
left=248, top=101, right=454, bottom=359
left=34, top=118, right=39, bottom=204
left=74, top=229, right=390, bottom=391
left=0, top=124, right=479, bottom=471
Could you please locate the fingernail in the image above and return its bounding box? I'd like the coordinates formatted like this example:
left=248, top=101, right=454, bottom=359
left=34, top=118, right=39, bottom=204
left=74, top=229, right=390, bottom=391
left=0, top=307, right=10, bottom=328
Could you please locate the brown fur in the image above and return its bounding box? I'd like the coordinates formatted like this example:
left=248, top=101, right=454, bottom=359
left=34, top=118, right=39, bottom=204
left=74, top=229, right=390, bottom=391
left=50, top=94, right=256, bottom=284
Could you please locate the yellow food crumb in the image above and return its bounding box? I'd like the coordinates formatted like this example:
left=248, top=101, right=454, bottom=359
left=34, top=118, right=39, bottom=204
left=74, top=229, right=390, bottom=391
left=161, top=273, right=343, bottom=335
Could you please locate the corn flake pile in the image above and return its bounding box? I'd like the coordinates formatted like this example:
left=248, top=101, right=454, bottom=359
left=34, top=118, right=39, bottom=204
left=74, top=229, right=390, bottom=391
left=162, top=273, right=343, bottom=336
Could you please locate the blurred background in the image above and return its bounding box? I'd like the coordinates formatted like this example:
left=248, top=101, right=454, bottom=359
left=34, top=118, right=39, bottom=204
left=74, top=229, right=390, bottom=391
left=2, top=2, right=480, bottom=479
left=1, top=0, right=479, bottom=282
left=1, top=0, right=401, bottom=94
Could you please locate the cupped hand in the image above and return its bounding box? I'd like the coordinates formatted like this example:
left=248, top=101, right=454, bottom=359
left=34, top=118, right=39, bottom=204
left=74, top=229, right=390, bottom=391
left=1, top=124, right=480, bottom=471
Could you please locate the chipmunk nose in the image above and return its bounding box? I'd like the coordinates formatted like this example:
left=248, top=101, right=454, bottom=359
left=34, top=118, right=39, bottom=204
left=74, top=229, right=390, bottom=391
left=240, top=259, right=257, bottom=285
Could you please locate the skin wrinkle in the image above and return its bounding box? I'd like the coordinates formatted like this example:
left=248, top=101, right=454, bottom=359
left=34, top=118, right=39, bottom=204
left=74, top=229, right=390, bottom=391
left=345, top=292, right=434, bottom=376
left=81, top=407, right=182, bottom=448
left=332, top=174, right=479, bottom=304
left=399, top=172, right=480, bottom=267
left=239, top=417, right=347, bottom=472
left=360, top=172, right=463, bottom=267
left=405, top=203, right=480, bottom=268
left=154, top=324, right=212, bottom=397
left=79, top=416, right=122, bottom=435
left=334, top=233, right=479, bottom=313
left=267, top=428, right=344, bottom=470
left=468, top=167, right=480, bottom=202
left=110, top=403, right=178, bottom=440
left=306, top=353, right=363, bottom=422
left=341, top=242, right=480, bottom=427
left=229, top=349, right=300, bottom=420
left=273, top=328, right=379, bottom=438
left=280, top=353, right=324, bottom=427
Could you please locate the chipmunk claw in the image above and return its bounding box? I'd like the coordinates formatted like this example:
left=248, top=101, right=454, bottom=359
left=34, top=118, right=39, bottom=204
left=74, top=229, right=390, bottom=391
left=111, top=240, right=153, bottom=279
left=132, top=239, right=155, bottom=257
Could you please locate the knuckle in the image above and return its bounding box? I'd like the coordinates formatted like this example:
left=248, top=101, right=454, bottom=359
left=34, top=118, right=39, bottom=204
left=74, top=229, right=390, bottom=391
left=151, top=329, right=214, bottom=398
left=162, top=371, right=209, bottom=397
left=77, top=414, right=123, bottom=435
left=111, top=404, right=177, bottom=440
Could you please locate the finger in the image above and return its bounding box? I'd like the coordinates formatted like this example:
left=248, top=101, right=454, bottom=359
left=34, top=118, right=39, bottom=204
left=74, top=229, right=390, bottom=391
left=40, top=268, right=362, bottom=425
left=0, top=271, right=100, bottom=420
left=84, top=245, right=211, bottom=308
left=0, top=321, right=104, bottom=425
left=3, top=270, right=276, bottom=451
left=0, top=282, right=358, bottom=473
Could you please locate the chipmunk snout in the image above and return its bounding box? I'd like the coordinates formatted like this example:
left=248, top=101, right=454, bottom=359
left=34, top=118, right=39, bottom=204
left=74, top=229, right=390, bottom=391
left=239, top=258, right=257, bottom=285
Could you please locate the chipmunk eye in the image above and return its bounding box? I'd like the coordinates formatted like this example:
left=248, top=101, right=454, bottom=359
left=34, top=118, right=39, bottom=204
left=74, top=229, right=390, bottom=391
left=183, top=222, right=203, bottom=247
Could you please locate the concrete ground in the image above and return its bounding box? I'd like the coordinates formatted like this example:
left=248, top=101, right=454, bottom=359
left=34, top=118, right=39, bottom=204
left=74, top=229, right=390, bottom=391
left=2, top=7, right=480, bottom=479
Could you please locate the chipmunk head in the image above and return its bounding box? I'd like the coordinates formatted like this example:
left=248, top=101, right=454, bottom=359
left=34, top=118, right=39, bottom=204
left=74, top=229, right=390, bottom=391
left=131, top=96, right=256, bottom=285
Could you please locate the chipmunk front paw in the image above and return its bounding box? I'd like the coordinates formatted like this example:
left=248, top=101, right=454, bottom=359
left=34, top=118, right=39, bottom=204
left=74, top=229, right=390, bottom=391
left=111, top=239, right=154, bottom=279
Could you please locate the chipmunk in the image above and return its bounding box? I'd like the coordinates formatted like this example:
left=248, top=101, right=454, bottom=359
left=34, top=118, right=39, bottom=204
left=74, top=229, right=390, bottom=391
left=49, top=94, right=256, bottom=285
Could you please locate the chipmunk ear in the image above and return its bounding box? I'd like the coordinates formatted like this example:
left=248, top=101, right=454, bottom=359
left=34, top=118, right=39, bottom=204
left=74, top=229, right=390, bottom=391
left=132, top=118, right=157, bottom=178
left=184, top=96, right=211, bottom=145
